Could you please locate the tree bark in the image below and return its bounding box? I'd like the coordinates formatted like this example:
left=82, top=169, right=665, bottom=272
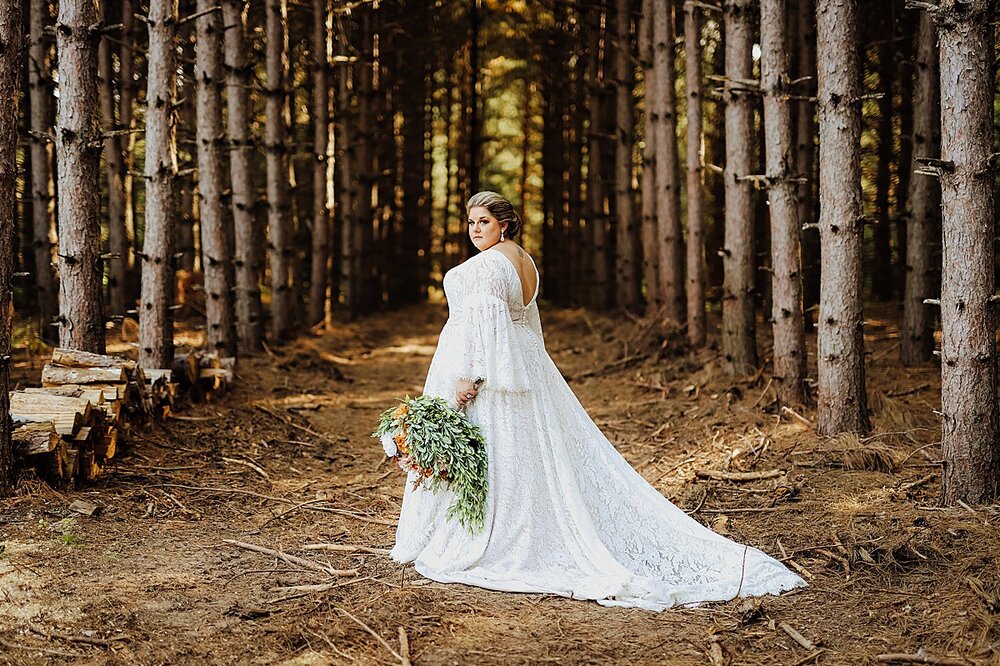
left=265, top=0, right=293, bottom=339
left=721, top=0, right=758, bottom=375
left=0, top=0, right=23, bottom=495
left=761, top=0, right=806, bottom=406
left=872, top=25, right=895, bottom=302
left=27, top=0, right=57, bottom=340
left=118, top=0, right=136, bottom=284
left=639, top=0, right=659, bottom=313
left=56, top=0, right=105, bottom=353
left=815, top=0, right=870, bottom=435
left=355, top=8, right=375, bottom=314
left=586, top=1, right=610, bottom=310
left=794, top=0, right=819, bottom=326
left=901, top=13, right=939, bottom=366
left=613, top=0, right=641, bottom=311
left=223, top=0, right=262, bottom=352
left=683, top=2, right=706, bottom=346
left=308, top=0, right=331, bottom=326
left=652, top=0, right=683, bottom=323
left=937, top=0, right=998, bottom=505
left=98, top=4, right=129, bottom=317
left=338, top=28, right=359, bottom=316
left=194, top=0, right=234, bottom=355
left=139, top=0, right=178, bottom=370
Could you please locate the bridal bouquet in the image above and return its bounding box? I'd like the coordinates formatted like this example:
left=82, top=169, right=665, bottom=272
left=372, top=389, right=488, bottom=531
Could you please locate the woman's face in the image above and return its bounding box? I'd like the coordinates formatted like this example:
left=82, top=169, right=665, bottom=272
left=468, top=206, right=505, bottom=251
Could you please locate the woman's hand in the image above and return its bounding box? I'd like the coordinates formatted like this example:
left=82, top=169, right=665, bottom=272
left=455, top=379, right=479, bottom=407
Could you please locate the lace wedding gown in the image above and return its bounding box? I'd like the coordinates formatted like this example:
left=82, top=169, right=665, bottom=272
left=390, top=248, right=806, bottom=611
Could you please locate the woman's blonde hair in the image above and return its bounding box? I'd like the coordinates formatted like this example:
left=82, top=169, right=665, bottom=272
left=467, top=191, right=522, bottom=239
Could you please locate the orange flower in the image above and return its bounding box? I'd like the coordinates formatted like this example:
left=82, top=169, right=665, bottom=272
left=393, top=404, right=408, bottom=419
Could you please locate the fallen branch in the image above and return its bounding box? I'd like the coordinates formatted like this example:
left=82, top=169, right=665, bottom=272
left=302, top=543, right=391, bottom=555
left=695, top=469, right=784, bottom=482
left=151, top=483, right=397, bottom=526
left=399, top=627, right=412, bottom=666
left=779, top=622, right=816, bottom=651
left=335, top=607, right=404, bottom=663
left=875, top=652, right=973, bottom=666
left=223, top=539, right=358, bottom=577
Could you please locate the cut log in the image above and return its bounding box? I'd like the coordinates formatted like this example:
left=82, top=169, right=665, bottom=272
left=50, top=348, right=136, bottom=371
left=172, top=352, right=199, bottom=387
left=26, top=385, right=107, bottom=404
left=695, top=469, right=786, bottom=482
left=69, top=499, right=102, bottom=516
left=13, top=423, right=61, bottom=455
left=95, top=428, right=118, bottom=459
left=43, top=364, right=127, bottom=386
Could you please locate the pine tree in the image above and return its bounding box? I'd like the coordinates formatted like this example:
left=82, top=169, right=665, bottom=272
left=0, top=0, right=24, bottom=495
left=761, top=0, right=806, bottom=406
left=223, top=0, right=262, bottom=352
left=265, top=0, right=293, bottom=339
left=901, top=13, right=939, bottom=366
left=613, top=0, right=640, bottom=311
left=815, top=0, right=870, bottom=435
left=652, top=0, right=682, bottom=323
left=683, top=2, right=706, bottom=347
left=194, top=0, right=234, bottom=355
left=308, top=0, right=331, bottom=327
left=26, top=0, right=57, bottom=340
left=936, top=0, right=998, bottom=504
left=55, top=0, right=105, bottom=352
left=721, top=0, right=758, bottom=375
left=98, top=3, right=130, bottom=316
left=139, top=0, right=179, bottom=370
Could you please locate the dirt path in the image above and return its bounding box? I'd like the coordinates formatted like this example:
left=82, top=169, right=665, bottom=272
left=1, top=304, right=997, bottom=665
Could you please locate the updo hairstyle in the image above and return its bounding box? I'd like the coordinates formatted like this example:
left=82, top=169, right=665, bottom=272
left=466, top=191, right=522, bottom=240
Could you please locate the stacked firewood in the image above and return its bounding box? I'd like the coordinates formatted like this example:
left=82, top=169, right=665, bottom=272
left=9, top=347, right=235, bottom=488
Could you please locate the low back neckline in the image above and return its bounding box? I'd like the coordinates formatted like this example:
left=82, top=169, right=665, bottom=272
left=482, top=248, right=539, bottom=308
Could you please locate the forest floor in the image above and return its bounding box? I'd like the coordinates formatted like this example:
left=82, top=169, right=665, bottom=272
left=1, top=301, right=999, bottom=666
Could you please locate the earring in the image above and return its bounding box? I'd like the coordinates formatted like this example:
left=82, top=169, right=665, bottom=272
left=500, top=230, right=506, bottom=242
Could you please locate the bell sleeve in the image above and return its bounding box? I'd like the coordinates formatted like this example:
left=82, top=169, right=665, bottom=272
left=446, top=257, right=533, bottom=394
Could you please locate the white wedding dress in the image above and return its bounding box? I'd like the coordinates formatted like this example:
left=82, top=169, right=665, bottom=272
left=389, top=248, right=806, bottom=611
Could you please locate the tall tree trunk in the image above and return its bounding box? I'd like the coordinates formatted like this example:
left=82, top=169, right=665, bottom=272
left=652, top=0, right=682, bottom=323
left=308, top=0, right=331, bottom=326
left=223, top=0, right=262, bottom=352
left=586, top=1, right=610, bottom=310
left=139, top=0, right=178, bottom=369
left=468, top=0, right=480, bottom=193
left=338, top=33, right=359, bottom=316
left=27, top=0, right=57, bottom=340
left=195, top=0, right=234, bottom=355
left=761, top=0, right=806, bottom=406
left=794, top=0, right=819, bottom=326
left=721, top=0, right=757, bottom=375
left=613, top=0, right=640, bottom=311
left=684, top=2, right=706, bottom=346
left=0, top=0, right=23, bottom=495
left=118, top=0, right=136, bottom=295
left=901, top=14, right=939, bottom=366
left=400, top=12, right=427, bottom=305
left=56, top=0, right=105, bottom=353
left=872, top=25, right=895, bottom=302
left=937, top=0, right=997, bottom=505
left=356, top=8, right=375, bottom=314
left=177, top=53, right=197, bottom=273
left=640, top=0, right=659, bottom=313
left=265, top=0, right=293, bottom=339
left=98, top=5, right=129, bottom=316
left=568, top=44, right=586, bottom=308
left=815, top=0, right=870, bottom=435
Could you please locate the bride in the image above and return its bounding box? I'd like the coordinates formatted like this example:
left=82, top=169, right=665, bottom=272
left=389, top=191, right=805, bottom=611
